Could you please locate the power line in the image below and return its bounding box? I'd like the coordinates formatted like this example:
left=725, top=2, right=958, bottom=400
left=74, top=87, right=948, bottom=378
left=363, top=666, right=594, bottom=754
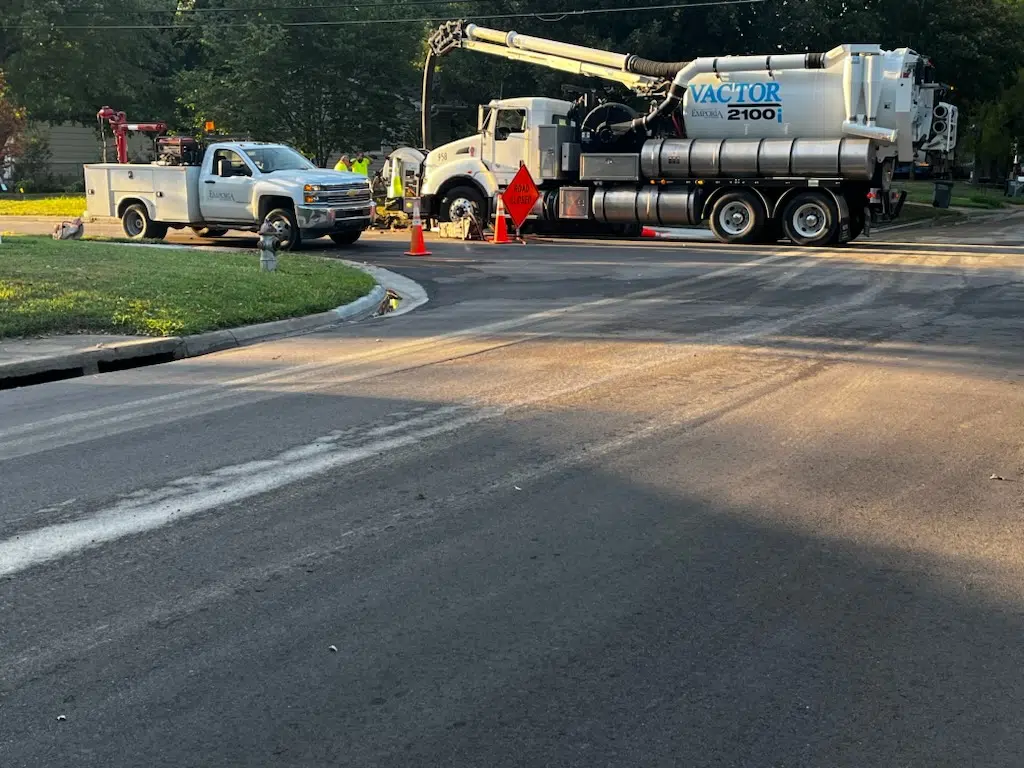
left=8, top=0, right=766, bottom=30
left=67, top=0, right=500, bottom=15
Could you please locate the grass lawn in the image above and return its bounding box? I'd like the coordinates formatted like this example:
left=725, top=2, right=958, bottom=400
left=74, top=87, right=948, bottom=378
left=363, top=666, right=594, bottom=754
left=0, top=237, right=376, bottom=338
left=899, top=180, right=1024, bottom=210
left=0, top=196, right=89, bottom=217
left=891, top=204, right=963, bottom=225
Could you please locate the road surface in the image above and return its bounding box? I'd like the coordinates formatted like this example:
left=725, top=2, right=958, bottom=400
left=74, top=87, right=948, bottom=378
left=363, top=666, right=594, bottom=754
left=2, top=222, right=1024, bottom=766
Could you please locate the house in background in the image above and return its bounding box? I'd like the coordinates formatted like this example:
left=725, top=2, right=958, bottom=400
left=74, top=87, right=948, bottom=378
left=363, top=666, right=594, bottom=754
left=2, top=122, right=399, bottom=191
left=3, top=122, right=153, bottom=191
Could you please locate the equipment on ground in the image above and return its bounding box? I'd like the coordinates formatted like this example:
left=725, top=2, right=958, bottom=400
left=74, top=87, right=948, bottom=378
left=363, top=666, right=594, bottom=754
left=388, top=20, right=958, bottom=245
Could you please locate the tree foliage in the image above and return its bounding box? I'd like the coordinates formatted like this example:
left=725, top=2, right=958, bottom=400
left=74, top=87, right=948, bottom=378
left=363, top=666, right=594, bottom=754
left=0, top=0, right=1020, bottom=168
left=1, top=0, right=179, bottom=123
left=177, top=0, right=423, bottom=164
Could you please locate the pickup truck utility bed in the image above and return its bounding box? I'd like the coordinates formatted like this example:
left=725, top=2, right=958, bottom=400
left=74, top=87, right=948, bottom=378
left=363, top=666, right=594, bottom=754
left=84, top=141, right=372, bottom=249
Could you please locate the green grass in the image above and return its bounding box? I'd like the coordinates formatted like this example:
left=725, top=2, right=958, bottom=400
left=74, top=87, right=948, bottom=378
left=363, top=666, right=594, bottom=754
left=899, top=181, right=1024, bottom=209
left=0, top=237, right=376, bottom=338
left=0, top=196, right=89, bottom=217
left=890, top=204, right=963, bottom=225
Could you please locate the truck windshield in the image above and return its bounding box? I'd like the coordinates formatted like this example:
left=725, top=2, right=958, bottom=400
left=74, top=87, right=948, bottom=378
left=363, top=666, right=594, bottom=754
left=242, top=146, right=315, bottom=173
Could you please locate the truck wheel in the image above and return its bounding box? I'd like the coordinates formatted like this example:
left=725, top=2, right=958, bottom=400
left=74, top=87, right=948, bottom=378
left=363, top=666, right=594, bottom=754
left=780, top=191, right=839, bottom=247
left=263, top=208, right=300, bottom=250
left=191, top=227, right=228, bottom=239
left=439, top=185, right=485, bottom=223
left=329, top=231, right=361, bottom=246
left=121, top=203, right=166, bottom=241
left=709, top=190, right=766, bottom=244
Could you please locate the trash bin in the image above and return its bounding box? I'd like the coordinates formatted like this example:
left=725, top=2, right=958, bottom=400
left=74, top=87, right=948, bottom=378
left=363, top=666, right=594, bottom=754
left=933, top=180, right=954, bottom=209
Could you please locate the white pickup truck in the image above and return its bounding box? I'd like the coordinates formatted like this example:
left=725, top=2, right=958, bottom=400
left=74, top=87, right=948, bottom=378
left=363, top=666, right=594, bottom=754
left=84, top=141, right=373, bottom=249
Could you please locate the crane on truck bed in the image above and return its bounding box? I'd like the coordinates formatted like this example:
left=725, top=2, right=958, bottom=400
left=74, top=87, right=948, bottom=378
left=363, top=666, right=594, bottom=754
left=401, top=20, right=958, bottom=245
left=96, top=107, right=168, bottom=164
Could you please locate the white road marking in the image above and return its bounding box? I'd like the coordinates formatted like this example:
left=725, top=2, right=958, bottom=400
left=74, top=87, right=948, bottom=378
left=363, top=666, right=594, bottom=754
left=0, top=275, right=888, bottom=578
left=0, top=250, right=804, bottom=460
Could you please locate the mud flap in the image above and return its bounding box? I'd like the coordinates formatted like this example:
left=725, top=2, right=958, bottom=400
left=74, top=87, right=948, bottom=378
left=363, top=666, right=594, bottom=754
left=891, top=189, right=907, bottom=217
left=834, top=193, right=851, bottom=244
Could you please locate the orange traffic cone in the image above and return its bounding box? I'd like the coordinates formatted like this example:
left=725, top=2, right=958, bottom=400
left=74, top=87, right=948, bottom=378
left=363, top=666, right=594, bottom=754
left=491, top=196, right=511, bottom=245
left=404, top=199, right=431, bottom=257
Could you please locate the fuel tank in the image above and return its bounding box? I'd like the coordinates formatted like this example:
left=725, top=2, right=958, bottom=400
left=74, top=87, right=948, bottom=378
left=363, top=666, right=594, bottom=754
left=591, top=187, right=699, bottom=227
left=640, top=137, right=876, bottom=180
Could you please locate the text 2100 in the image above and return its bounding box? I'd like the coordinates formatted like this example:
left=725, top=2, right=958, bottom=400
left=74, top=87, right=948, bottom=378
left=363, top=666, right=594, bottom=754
left=727, top=107, right=781, bottom=122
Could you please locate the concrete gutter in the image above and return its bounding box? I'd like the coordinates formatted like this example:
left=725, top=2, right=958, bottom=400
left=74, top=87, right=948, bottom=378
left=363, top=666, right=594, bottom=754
left=0, top=263, right=425, bottom=389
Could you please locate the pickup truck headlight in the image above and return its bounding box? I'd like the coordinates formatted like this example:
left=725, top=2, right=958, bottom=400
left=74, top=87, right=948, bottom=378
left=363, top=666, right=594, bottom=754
left=304, top=183, right=322, bottom=204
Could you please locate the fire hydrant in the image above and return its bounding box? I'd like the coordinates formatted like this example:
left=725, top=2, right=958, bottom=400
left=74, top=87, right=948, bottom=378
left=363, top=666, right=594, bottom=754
left=258, top=221, right=278, bottom=272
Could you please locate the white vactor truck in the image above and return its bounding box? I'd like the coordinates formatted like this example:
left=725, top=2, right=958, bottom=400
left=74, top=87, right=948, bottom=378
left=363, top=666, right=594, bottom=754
left=400, top=20, right=957, bottom=245
left=84, top=139, right=373, bottom=249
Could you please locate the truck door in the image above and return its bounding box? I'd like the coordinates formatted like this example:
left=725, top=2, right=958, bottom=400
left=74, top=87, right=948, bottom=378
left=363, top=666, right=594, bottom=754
left=489, top=107, right=529, bottom=183
left=200, top=148, right=256, bottom=222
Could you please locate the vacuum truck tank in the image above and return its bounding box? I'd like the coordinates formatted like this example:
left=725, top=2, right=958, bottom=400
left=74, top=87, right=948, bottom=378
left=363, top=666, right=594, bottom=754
left=407, top=21, right=958, bottom=246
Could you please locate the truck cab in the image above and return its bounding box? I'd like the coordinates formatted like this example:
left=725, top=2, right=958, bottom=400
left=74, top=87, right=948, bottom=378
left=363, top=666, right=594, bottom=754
left=418, top=97, right=574, bottom=222
left=85, top=141, right=373, bottom=249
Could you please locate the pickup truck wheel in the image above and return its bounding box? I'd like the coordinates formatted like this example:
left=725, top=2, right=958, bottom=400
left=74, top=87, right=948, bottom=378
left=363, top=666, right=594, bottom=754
left=121, top=203, right=166, bottom=241
left=439, top=185, right=485, bottom=223
left=191, top=227, right=228, bottom=239
left=263, top=208, right=300, bottom=250
left=329, top=231, right=361, bottom=246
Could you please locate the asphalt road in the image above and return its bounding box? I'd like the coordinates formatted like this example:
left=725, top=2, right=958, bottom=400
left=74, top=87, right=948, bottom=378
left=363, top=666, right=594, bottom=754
left=2, top=216, right=1024, bottom=766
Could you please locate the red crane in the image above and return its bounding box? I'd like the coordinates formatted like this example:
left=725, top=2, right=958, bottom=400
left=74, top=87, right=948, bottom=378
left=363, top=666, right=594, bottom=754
left=96, top=106, right=167, bottom=164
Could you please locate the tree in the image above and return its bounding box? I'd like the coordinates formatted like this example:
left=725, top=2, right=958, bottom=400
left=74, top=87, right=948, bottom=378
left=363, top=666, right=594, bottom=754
left=1, top=0, right=180, bottom=123
left=178, top=0, right=423, bottom=165
left=0, top=73, right=26, bottom=183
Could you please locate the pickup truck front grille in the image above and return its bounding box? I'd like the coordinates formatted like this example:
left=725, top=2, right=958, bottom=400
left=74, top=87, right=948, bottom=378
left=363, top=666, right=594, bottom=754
left=318, top=184, right=372, bottom=205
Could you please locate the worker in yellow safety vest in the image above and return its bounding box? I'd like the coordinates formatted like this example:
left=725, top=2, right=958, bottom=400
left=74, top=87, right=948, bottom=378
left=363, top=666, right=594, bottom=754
left=333, top=154, right=350, bottom=172
left=388, top=157, right=404, bottom=199
left=351, top=151, right=371, bottom=176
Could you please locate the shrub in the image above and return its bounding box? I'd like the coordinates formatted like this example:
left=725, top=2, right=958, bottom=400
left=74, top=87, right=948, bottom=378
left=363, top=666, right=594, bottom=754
left=12, top=134, right=54, bottom=192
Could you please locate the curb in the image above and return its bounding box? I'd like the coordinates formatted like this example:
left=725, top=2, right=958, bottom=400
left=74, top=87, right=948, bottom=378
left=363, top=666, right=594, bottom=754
left=0, top=279, right=393, bottom=388
left=0, top=215, right=99, bottom=224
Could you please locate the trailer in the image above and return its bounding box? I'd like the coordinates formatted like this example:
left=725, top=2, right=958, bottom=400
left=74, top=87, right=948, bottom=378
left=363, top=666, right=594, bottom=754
left=394, top=20, right=958, bottom=246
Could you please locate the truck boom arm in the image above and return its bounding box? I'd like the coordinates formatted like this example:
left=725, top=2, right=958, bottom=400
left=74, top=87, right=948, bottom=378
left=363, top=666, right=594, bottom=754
left=429, top=21, right=664, bottom=95
left=421, top=20, right=829, bottom=149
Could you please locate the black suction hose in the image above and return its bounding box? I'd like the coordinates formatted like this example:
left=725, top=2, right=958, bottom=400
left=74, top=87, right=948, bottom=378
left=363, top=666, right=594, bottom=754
left=624, top=55, right=689, bottom=79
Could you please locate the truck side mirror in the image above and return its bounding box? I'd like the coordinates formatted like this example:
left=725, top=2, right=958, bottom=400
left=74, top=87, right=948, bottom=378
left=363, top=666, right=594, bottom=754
left=217, top=159, right=232, bottom=178
left=478, top=105, right=486, bottom=132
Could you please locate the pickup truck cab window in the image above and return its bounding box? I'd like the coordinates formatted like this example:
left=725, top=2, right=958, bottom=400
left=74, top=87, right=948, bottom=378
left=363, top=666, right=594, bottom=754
left=242, top=145, right=315, bottom=174
left=212, top=148, right=252, bottom=177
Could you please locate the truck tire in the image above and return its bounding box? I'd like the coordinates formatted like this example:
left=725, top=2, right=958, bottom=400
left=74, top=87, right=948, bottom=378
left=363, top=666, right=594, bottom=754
left=191, top=227, right=228, bottom=239
left=780, top=191, right=839, bottom=247
left=329, top=231, right=361, bottom=246
left=121, top=203, right=167, bottom=241
left=439, top=185, right=485, bottom=223
left=709, top=190, right=766, bottom=244
left=263, top=207, right=300, bottom=250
